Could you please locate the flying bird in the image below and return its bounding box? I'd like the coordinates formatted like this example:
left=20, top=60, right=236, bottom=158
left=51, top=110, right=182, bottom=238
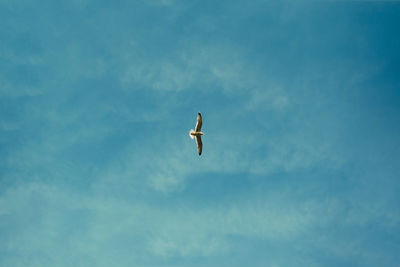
left=189, top=112, right=205, bottom=156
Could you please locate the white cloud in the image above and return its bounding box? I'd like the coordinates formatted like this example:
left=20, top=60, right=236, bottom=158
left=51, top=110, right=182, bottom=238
left=2, top=179, right=393, bottom=265
left=119, top=42, right=290, bottom=111
left=93, top=110, right=342, bottom=195
left=0, top=182, right=316, bottom=261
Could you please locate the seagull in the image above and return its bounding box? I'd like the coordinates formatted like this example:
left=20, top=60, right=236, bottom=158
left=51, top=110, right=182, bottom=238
left=189, top=112, right=205, bottom=156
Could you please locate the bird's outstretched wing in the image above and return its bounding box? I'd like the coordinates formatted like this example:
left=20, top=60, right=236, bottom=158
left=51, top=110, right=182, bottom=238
left=195, top=112, right=202, bottom=132
left=195, top=136, right=203, bottom=156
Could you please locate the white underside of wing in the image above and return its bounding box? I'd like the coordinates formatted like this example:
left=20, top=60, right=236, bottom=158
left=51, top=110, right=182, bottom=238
left=195, top=136, right=203, bottom=155
left=195, top=113, right=202, bottom=132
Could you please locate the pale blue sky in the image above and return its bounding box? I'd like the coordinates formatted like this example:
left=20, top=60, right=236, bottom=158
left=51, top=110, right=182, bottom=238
left=1, top=1, right=400, bottom=266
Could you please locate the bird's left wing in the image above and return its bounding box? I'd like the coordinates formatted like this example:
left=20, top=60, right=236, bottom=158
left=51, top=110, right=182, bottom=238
left=195, top=113, right=202, bottom=132
left=195, top=136, right=203, bottom=156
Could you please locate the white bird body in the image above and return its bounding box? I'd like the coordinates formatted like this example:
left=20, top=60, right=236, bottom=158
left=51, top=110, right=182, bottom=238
left=189, top=113, right=205, bottom=155
left=189, top=130, right=204, bottom=138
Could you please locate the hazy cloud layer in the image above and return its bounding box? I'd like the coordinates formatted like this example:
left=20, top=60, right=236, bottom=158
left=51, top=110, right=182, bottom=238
left=1, top=1, right=400, bottom=267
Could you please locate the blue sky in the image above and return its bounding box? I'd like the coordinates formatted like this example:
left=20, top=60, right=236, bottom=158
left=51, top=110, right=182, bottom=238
left=1, top=1, right=400, bottom=266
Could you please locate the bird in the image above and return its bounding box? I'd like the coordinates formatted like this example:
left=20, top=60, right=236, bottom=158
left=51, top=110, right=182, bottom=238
left=189, top=112, right=205, bottom=156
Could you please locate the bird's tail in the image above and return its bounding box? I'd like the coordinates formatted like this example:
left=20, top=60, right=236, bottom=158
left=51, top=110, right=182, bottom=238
left=189, top=129, right=195, bottom=139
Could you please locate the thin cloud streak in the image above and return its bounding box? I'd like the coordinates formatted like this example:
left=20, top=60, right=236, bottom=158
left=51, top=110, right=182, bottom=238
left=1, top=180, right=396, bottom=266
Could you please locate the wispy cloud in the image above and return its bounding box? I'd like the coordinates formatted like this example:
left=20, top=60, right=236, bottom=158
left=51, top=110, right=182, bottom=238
left=2, top=179, right=396, bottom=266
left=119, top=41, right=290, bottom=111
left=0, top=182, right=311, bottom=260
left=1, top=1, right=400, bottom=266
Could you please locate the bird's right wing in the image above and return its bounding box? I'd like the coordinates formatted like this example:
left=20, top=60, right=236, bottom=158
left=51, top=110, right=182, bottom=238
left=195, top=112, right=202, bottom=132
left=195, top=136, right=203, bottom=156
